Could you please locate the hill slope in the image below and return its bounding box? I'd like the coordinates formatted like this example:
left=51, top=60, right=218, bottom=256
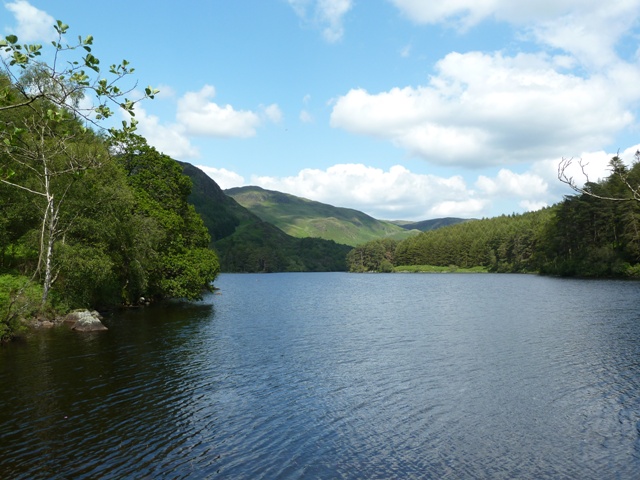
left=225, top=185, right=418, bottom=247
left=180, top=163, right=352, bottom=272
left=391, top=217, right=469, bottom=232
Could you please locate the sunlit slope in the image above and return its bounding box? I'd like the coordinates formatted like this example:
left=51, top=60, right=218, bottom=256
left=180, top=163, right=352, bottom=272
left=225, top=186, right=418, bottom=247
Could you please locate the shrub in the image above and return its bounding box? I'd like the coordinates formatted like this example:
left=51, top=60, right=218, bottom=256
left=0, top=275, right=43, bottom=342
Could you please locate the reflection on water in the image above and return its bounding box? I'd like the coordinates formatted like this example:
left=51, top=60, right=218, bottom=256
left=1, top=273, right=640, bottom=479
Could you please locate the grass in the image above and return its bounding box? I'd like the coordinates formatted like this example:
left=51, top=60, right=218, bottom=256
left=394, top=265, right=489, bottom=273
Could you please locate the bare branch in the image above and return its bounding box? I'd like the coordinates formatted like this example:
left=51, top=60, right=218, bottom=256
left=558, top=156, right=639, bottom=202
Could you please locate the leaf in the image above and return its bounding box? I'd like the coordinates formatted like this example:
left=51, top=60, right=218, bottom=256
left=55, top=20, right=69, bottom=34
left=6, top=35, right=18, bottom=44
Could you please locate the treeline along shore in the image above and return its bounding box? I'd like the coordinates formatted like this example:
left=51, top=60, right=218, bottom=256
left=347, top=154, right=640, bottom=277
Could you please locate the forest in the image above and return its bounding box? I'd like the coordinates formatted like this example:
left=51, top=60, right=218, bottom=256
left=0, top=23, right=219, bottom=341
left=347, top=155, right=640, bottom=277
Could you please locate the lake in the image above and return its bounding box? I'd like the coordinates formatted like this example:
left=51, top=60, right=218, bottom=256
left=1, top=273, right=640, bottom=479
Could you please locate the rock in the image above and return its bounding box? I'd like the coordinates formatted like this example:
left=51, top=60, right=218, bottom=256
left=64, top=310, right=108, bottom=332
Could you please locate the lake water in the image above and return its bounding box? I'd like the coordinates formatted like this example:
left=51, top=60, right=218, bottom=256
left=1, top=273, right=640, bottom=479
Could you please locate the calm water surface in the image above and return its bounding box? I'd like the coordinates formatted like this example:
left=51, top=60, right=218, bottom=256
left=1, top=273, right=640, bottom=479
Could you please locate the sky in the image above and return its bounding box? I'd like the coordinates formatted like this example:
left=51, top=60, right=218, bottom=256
left=2, top=0, right=640, bottom=221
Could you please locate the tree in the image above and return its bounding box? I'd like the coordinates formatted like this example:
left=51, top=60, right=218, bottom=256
left=0, top=21, right=157, bottom=306
left=0, top=20, right=157, bottom=124
left=114, top=135, right=219, bottom=301
left=558, top=152, right=640, bottom=202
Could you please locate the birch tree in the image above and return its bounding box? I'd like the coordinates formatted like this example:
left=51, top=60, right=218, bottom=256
left=0, top=21, right=157, bottom=305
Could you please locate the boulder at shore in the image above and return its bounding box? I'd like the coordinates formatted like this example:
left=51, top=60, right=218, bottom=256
left=63, top=310, right=108, bottom=332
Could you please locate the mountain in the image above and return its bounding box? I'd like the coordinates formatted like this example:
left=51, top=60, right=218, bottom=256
left=180, top=162, right=352, bottom=272
left=225, top=185, right=419, bottom=247
left=391, top=217, right=469, bottom=232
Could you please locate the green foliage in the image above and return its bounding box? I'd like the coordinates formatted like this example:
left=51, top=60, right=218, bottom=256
left=0, top=20, right=157, bottom=130
left=116, top=136, right=220, bottom=299
left=0, top=275, right=42, bottom=341
left=214, top=220, right=350, bottom=273
left=392, top=217, right=469, bottom=232
left=379, top=208, right=555, bottom=274
left=182, top=165, right=352, bottom=273
left=226, top=185, right=416, bottom=247
left=355, top=153, right=640, bottom=279
left=394, top=265, right=489, bottom=273
left=347, top=238, right=399, bottom=272
left=0, top=21, right=219, bottom=335
left=179, top=161, right=240, bottom=243
left=157, top=248, right=220, bottom=300
left=55, top=243, right=117, bottom=308
left=538, top=160, right=640, bottom=277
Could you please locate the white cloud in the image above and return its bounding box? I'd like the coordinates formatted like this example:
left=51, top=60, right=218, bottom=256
left=428, top=199, right=489, bottom=218
left=154, top=84, right=176, bottom=100
left=288, top=0, right=353, bottom=42
left=251, top=163, right=498, bottom=220
left=262, top=103, right=283, bottom=123
left=389, top=0, right=497, bottom=30
left=133, top=106, right=199, bottom=160
left=287, top=0, right=311, bottom=18
left=118, top=84, right=280, bottom=159
left=520, top=200, right=549, bottom=211
left=388, top=0, right=630, bottom=28
left=193, top=159, right=587, bottom=220
left=331, top=51, right=638, bottom=167
left=475, top=169, right=548, bottom=198
left=196, top=165, right=246, bottom=190
left=300, top=110, right=314, bottom=123
left=177, top=85, right=262, bottom=138
left=4, top=1, right=55, bottom=42
left=388, top=0, right=640, bottom=66
left=318, top=0, right=353, bottom=42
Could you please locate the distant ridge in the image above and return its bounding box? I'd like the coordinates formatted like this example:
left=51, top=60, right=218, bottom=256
left=180, top=163, right=352, bottom=272
left=391, top=217, right=469, bottom=232
left=225, top=185, right=418, bottom=247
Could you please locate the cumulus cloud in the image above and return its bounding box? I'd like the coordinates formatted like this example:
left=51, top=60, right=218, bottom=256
left=387, top=0, right=633, bottom=29
left=245, top=163, right=556, bottom=220
left=331, top=51, right=638, bottom=167
left=4, top=1, right=55, bottom=42
left=177, top=85, right=262, bottom=138
left=475, top=170, right=548, bottom=198
left=133, top=106, right=199, bottom=160
left=388, top=0, right=640, bottom=66
left=195, top=165, right=246, bottom=190
left=153, top=84, right=177, bottom=100
left=252, top=163, right=473, bottom=219
left=120, top=84, right=280, bottom=158
left=288, top=0, right=353, bottom=42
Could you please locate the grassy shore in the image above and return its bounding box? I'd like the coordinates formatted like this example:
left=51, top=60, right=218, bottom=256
left=394, top=265, right=489, bottom=273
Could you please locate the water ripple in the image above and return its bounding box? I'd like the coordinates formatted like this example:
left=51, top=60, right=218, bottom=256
left=2, top=274, right=640, bottom=478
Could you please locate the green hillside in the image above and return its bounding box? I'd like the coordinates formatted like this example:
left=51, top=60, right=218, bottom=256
left=225, top=185, right=418, bottom=247
left=391, top=217, right=470, bottom=232
left=180, top=163, right=352, bottom=272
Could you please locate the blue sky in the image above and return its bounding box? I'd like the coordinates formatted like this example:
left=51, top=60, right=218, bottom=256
left=3, top=0, right=640, bottom=220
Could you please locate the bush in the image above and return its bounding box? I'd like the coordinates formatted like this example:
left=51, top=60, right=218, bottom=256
left=0, top=275, right=43, bottom=342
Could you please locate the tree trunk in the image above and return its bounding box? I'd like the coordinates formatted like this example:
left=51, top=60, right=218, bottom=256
left=41, top=195, right=56, bottom=306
